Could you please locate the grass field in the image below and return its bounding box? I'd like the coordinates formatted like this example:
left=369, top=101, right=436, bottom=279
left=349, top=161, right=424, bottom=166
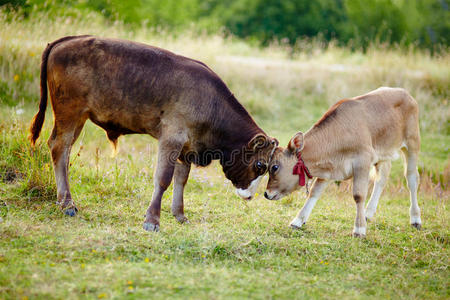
left=0, top=11, right=449, bottom=299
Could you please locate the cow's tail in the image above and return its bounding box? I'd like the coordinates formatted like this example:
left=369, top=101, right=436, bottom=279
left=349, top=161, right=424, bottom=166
left=29, top=35, right=90, bottom=147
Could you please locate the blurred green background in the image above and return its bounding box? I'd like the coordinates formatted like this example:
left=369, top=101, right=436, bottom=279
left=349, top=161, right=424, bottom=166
left=1, top=0, right=449, bottom=50
left=0, top=2, right=448, bottom=299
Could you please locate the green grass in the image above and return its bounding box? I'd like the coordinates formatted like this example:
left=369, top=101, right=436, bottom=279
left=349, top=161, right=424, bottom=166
left=0, top=10, right=449, bottom=299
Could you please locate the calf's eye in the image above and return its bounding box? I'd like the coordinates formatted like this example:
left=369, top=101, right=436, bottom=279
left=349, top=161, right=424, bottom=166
left=271, top=165, right=279, bottom=173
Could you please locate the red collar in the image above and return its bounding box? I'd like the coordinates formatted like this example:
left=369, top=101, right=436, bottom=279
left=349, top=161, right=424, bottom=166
left=292, top=152, right=312, bottom=186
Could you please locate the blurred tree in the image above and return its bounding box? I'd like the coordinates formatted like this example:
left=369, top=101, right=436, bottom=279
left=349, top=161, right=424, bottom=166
left=217, top=0, right=348, bottom=45
left=0, top=0, right=448, bottom=49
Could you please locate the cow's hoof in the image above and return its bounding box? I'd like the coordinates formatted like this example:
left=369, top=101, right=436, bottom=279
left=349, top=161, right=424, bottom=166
left=64, top=207, right=78, bottom=217
left=174, top=215, right=189, bottom=224
left=352, top=232, right=366, bottom=238
left=143, top=222, right=159, bottom=232
left=411, top=223, right=422, bottom=230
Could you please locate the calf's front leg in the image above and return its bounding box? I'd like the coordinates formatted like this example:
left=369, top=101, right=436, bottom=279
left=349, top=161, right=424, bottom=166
left=365, top=161, right=391, bottom=220
left=352, top=165, right=370, bottom=238
left=143, top=136, right=185, bottom=232
left=290, top=178, right=328, bottom=229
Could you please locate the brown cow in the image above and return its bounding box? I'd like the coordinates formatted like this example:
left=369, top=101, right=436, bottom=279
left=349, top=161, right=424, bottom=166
left=29, top=36, right=278, bottom=232
left=264, top=87, right=421, bottom=237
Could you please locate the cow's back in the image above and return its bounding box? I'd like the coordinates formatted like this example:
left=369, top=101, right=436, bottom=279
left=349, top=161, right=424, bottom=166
left=46, top=36, right=235, bottom=139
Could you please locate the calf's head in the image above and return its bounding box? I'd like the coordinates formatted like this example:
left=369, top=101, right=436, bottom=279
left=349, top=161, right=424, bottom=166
left=224, top=134, right=278, bottom=200
left=265, top=132, right=306, bottom=200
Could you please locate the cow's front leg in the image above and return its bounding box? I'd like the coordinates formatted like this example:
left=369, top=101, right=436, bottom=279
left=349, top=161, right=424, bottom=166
left=290, top=178, right=328, bottom=229
left=143, top=136, right=185, bottom=232
left=171, top=161, right=191, bottom=223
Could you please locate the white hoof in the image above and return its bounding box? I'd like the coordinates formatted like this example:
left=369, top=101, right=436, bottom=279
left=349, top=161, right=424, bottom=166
left=352, top=226, right=366, bottom=238
left=365, top=209, right=376, bottom=221
left=290, top=217, right=306, bottom=229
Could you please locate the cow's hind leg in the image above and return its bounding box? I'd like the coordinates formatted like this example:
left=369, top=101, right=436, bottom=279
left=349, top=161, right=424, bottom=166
left=172, top=161, right=191, bottom=223
left=143, top=133, right=187, bottom=232
left=48, top=117, right=87, bottom=216
left=365, top=161, right=391, bottom=220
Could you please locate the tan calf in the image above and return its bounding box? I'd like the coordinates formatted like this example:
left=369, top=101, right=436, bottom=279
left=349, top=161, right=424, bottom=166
left=264, top=87, right=422, bottom=237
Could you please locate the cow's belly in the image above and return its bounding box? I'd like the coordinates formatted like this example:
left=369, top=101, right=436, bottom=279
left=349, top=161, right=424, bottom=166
left=87, top=104, right=163, bottom=139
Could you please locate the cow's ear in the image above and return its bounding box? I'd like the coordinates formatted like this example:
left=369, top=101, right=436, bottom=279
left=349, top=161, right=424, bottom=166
left=248, top=133, right=268, bottom=151
left=271, top=138, right=279, bottom=147
left=288, top=131, right=304, bottom=153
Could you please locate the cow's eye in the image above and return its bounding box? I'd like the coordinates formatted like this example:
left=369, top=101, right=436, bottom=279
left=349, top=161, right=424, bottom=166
left=256, top=161, right=266, bottom=172
left=271, top=165, right=279, bottom=173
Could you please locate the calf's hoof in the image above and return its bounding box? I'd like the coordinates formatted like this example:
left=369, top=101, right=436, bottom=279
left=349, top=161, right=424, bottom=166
left=352, top=227, right=366, bottom=238
left=143, top=222, right=160, bottom=232
left=365, top=210, right=375, bottom=222
left=411, top=223, right=422, bottom=230
left=290, top=217, right=306, bottom=230
left=174, top=214, right=189, bottom=224
left=290, top=222, right=305, bottom=230
left=64, top=207, right=78, bottom=217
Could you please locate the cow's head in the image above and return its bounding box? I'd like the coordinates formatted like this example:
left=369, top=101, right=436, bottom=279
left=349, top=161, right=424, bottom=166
left=265, top=132, right=305, bottom=200
left=223, top=133, right=278, bottom=200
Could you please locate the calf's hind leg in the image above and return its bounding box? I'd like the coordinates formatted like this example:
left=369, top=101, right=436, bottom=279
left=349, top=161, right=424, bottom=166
left=402, top=147, right=421, bottom=229
left=48, top=117, right=86, bottom=216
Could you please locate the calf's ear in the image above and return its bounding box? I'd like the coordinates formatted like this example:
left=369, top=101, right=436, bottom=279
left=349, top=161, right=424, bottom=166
left=248, top=133, right=268, bottom=151
left=288, top=131, right=304, bottom=153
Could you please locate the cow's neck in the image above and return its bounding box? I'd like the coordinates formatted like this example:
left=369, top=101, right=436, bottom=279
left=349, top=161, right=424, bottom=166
left=214, top=94, right=264, bottom=184
left=216, top=94, right=264, bottom=150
